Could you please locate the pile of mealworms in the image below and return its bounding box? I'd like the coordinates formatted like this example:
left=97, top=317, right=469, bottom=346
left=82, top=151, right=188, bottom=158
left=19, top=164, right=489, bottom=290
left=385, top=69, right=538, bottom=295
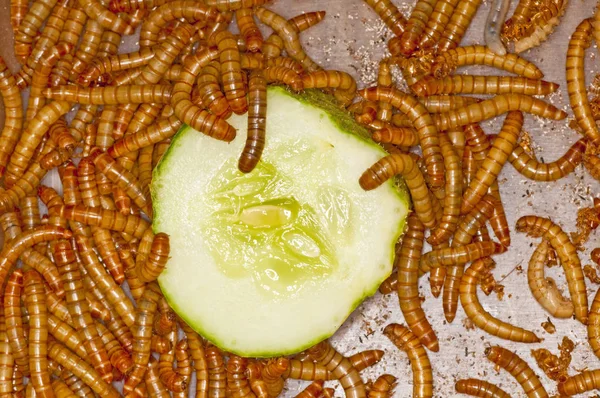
left=0, top=0, right=600, bottom=395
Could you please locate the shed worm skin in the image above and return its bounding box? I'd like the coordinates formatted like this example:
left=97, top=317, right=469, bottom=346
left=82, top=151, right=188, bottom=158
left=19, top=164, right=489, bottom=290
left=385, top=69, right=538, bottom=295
left=419, top=0, right=461, bottom=49
left=432, top=93, right=566, bottom=131
left=484, top=0, right=510, bottom=55
left=437, top=0, right=482, bottom=51
left=528, top=240, right=574, bottom=318
left=516, top=215, right=587, bottom=324
left=455, top=378, right=511, bottom=398
left=239, top=69, right=267, bottom=173
left=307, top=341, right=366, bottom=398
left=485, top=346, right=549, bottom=398
left=461, top=111, right=523, bottom=214
left=513, top=0, right=568, bottom=53
left=363, top=0, right=407, bottom=37
left=585, top=152, right=600, bottom=180
left=397, top=214, right=439, bottom=351
left=431, top=45, right=544, bottom=79
left=411, top=75, right=558, bottom=97
left=359, top=153, right=438, bottom=228
left=360, top=87, right=445, bottom=187
left=567, top=19, right=600, bottom=145
left=384, top=324, right=433, bottom=398
left=501, top=0, right=535, bottom=40
left=461, top=258, right=541, bottom=342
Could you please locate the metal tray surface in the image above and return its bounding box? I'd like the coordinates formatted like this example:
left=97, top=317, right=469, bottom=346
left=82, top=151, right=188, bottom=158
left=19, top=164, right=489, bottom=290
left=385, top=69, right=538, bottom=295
left=0, top=0, right=599, bottom=396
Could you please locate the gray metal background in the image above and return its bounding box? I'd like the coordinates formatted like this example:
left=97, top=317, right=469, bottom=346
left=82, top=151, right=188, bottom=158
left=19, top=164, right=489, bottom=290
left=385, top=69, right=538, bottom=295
left=0, top=0, right=599, bottom=396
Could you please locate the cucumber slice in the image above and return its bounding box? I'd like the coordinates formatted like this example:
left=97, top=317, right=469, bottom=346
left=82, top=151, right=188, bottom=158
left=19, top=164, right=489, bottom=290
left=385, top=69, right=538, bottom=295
left=152, top=87, right=409, bottom=357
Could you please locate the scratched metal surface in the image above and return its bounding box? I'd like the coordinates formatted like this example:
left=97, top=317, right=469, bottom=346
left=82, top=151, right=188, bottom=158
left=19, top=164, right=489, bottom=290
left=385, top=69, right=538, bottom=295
left=1, top=0, right=600, bottom=397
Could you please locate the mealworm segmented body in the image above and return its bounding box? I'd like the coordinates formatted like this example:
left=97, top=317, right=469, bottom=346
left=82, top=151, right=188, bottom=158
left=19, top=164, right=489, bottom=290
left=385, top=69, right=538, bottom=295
left=296, top=380, right=324, bottom=398
left=195, top=60, right=232, bottom=117
left=461, top=258, right=541, bottom=342
left=308, top=341, right=366, bottom=398
left=215, top=30, right=248, bottom=114
left=419, top=0, right=461, bottom=49
left=0, top=57, right=24, bottom=177
left=509, top=138, right=586, bottom=181
left=437, top=0, right=482, bottom=52
left=360, top=87, right=444, bottom=187
left=455, top=378, right=511, bottom=398
left=411, top=75, right=558, bottom=97
left=384, top=324, right=433, bottom=398
left=420, top=241, right=506, bottom=272
left=13, top=0, right=59, bottom=63
left=398, top=0, right=438, bottom=55
left=513, top=0, right=568, bottom=53
left=236, top=8, right=263, bottom=52
left=371, top=126, right=420, bottom=147
left=516, top=215, right=587, bottom=324
left=79, top=47, right=156, bottom=86
left=77, top=0, right=133, bottom=35
left=206, top=344, right=227, bottom=398
left=108, top=115, right=182, bottom=158
left=528, top=240, right=574, bottom=318
left=263, top=66, right=303, bottom=91
left=43, top=84, right=172, bottom=105
left=4, top=270, right=28, bottom=375
left=47, top=314, right=88, bottom=360
left=239, top=69, right=267, bottom=173
left=485, top=346, right=549, bottom=398
left=302, top=70, right=357, bottom=106
left=363, top=0, right=407, bottom=37
left=180, top=323, right=209, bottom=398
left=56, top=204, right=150, bottom=239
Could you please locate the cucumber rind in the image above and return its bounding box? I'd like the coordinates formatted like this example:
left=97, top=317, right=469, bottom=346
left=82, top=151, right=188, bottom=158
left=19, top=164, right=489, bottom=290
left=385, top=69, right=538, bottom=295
left=152, top=87, right=410, bottom=357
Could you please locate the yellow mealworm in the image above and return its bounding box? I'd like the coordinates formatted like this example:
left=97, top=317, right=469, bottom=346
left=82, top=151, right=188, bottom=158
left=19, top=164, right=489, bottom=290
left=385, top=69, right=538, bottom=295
left=384, top=324, right=433, bottom=398
left=256, top=7, right=321, bottom=72
left=558, top=369, right=600, bottom=396
left=0, top=57, right=24, bottom=177
left=43, top=84, right=172, bottom=105
left=462, top=111, right=523, bottom=214
left=77, top=0, right=132, bottom=34
left=47, top=314, right=88, bottom=360
left=171, top=48, right=237, bottom=141
left=398, top=0, right=438, bottom=55
left=509, top=138, right=587, bottom=181
left=289, top=10, right=327, bottom=33
left=157, top=328, right=186, bottom=393
left=461, top=258, right=541, bottom=342
left=236, top=8, right=263, bottom=52
left=195, top=59, right=232, bottom=117
left=108, top=115, right=181, bottom=158
left=363, top=0, right=407, bottom=37
left=376, top=60, right=393, bottom=122
left=238, top=69, right=267, bottom=173
left=308, top=341, right=366, bottom=398
left=40, top=119, right=77, bottom=171
left=214, top=30, right=247, bottom=114
left=567, top=19, right=600, bottom=145
left=359, top=153, right=438, bottom=228
left=360, top=87, right=444, bottom=187
left=516, top=215, right=587, bottom=324
left=180, top=322, right=209, bottom=398
left=10, top=0, right=28, bottom=35
left=55, top=204, right=149, bottom=239
left=206, top=344, right=227, bottom=398
left=226, top=356, right=254, bottom=397
left=79, top=47, right=155, bottom=86
left=54, top=240, right=113, bottom=383
left=154, top=299, right=176, bottom=336
left=411, top=75, right=558, bottom=97
left=302, top=70, right=357, bottom=106
left=368, top=374, right=396, bottom=398
left=513, top=0, right=568, bottom=53
left=123, top=282, right=162, bottom=394
left=44, top=282, right=73, bottom=326
left=204, top=0, right=267, bottom=11
left=420, top=95, right=481, bottom=114
left=173, top=338, right=192, bottom=398
left=590, top=280, right=600, bottom=359
left=23, top=270, right=53, bottom=398
left=13, top=0, right=59, bottom=63
left=49, top=341, right=119, bottom=397
left=528, top=240, right=574, bottom=318
left=137, top=232, right=170, bottom=283
left=487, top=182, right=510, bottom=247
left=455, top=378, right=511, bottom=398
left=21, top=246, right=64, bottom=298
left=108, top=0, right=172, bottom=12
left=371, top=125, right=419, bottom=147
left=4, top=270, right=29, bottom=375
left=421, top=241, right=506, bottom=272
left=485, top=346, right=549, bottom=398
left=396, top=214, right=439, bottom=351
left=437, top=0, right=482, bottom=51
left=296, top=380, right=324, bottom=398
left=433, top=93, right=566, bottom=131
left=419, top=0, right=461, bottom=49
left=262, top=33, right=284, bottom=59
left=263, top=66, right=303, bottom=91
left=240, top=52, right=266, bottom=71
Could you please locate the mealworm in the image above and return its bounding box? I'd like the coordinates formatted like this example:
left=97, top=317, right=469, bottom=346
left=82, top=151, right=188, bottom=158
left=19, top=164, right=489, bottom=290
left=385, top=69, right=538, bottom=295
left=384, top=324, right=433, bottom=398
left=567, top=19, right=600, bottom=145
left=282, top=360, right=327, bottom=381
left=398, top=0, right=437, bottom=55
left=557, top=369, right=600, bottom=396
left=262, top=34, right=284, bottom=59
left=363, top=0, right=407, bottom=37
left=420, top=241, right=506, bottom=272
left=236, top=8, right=263, bottom=52
left=214, top=30, right=248, bottom=114
left=516, top=215, right=587, bottom=324
left=206, top=344, right=227, bottom=398
left=261, top=357, right=289, bottom=397
left=108, top=115, right=181, bottom=158
left=226, top=356, right=254, bottom=397
left=308, top=341, right=366, bottom=398
left=513, top=0, right=568, bottom=53
left=136, top=233, right=169, bottom=283
left=368, top=374, right=396, bottom=398
left=195, top=60, right=231, bottom=117
left=487, top=182, right=510, bottom=247
left=172, top=48, right=237, bottom=141
left=461, top=258, right=541, bottom=342
left=501, top=0, right=534, bottom=41
left=485, top=346, right=549, bottom=398
left=371, top=125, right=420, bottom=147
left=204, top=0, right=267, bottom=11
left=54, top=240, right=113, bottom=383
left=431, top=45, right=544, bottom=79
left=302, top=70, right=357, bottom=106
left=256, top=7, right=321, bottom=72
left=79, top=47, right=155, bottom=86
left=4, top=270, right=28, bottom=375
left=43, top=84, right=172, bottom=105
left=289, top=10, right=327, bottom=33
left=428, top=133, right=463, bottom=245
left=23, top=270, right=53, bottom=398
left=154, top=300, right=176, bottom=336
left=484, top=0, right=510, bottom=55
left=44, top=282, right=73, bottom=326
left=156, top=329, right=185, bottom=393
left=396, top=214, right=439, bottom=351
left=77, top=0, right=133, bottom=34
left=13, top=0, right=59, bottom=63
left=528, top=240, right=574, bottom=318
left=419, top=0, right=461, bottom=49
left=20, top=245, right=64, bottom=298
left=10, top=0, right=28, bottom=34
left=433, top=93, right=566, bottom=131
left=40, top=120, right=77, bottom=171
left=509, top=138, right=586, bottom=181
left=589, top=276, right=600, bottom=359
left=411, top=75, right=558, bottom=97
left=296, top=380, right=324, bottom=398
left=360, top=87, right=444, bottom=187
left=172, top=338, right=192, bottom=398
left=123, top=282, right=162, bottom=394
left=49, top=341, right=120, bottom=397
left=462, top=111, right=523, bottom=214
left=108, top=0, right=171, bottom=12
left=0, top=57, right=24, bottom=177
left=437, top=0, right=482, bottom=52
left=376, top=60, right=393, bottom=123
left=4, top=100, right=70, bottom=187
left=180, top=322, right=209, bottom=398
left=47, top=314, right=87, bottom=360
left=359, top=153, right=438, bottom=228
left=0, top=326, right=13, bottom=398
left=455, top=378, right=511, bottom=398
left=263, top=66, right=303, bottom=91
left=237, top=69, right=268, bottom=173
left=420, top=95, right=481, bottom=114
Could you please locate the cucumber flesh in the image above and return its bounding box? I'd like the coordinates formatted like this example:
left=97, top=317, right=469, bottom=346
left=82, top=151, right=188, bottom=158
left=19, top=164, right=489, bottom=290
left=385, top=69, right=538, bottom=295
left=152, top=87, right=409, bottom=357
